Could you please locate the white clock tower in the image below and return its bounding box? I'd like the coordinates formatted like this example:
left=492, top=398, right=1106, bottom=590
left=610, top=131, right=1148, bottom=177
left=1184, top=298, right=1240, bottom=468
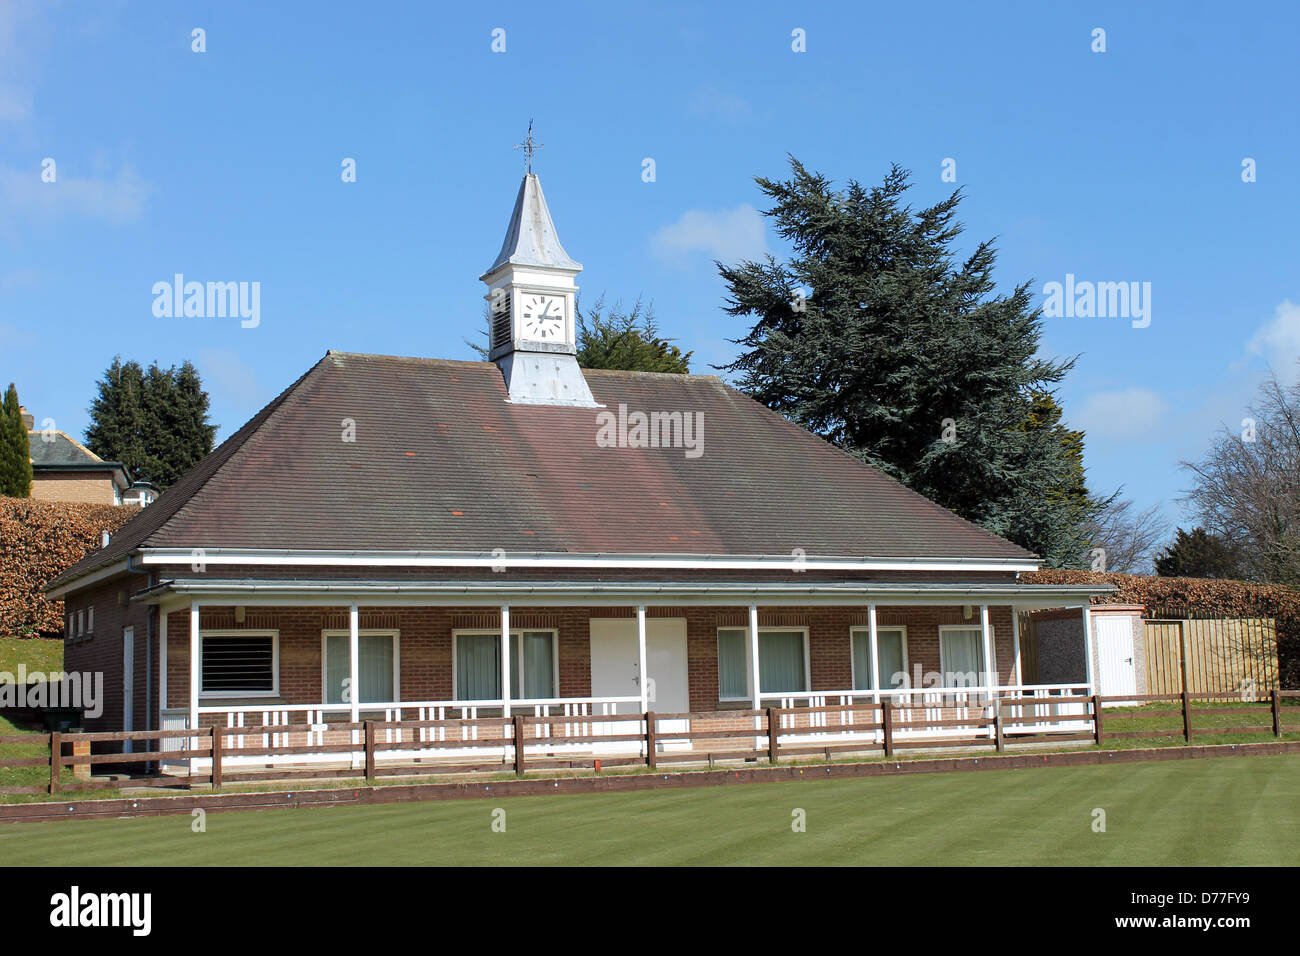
left=480, top=172, right=599, bottom=407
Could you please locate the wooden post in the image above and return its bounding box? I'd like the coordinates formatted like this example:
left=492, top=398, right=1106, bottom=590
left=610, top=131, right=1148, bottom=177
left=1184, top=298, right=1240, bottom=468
left=993, top=698, right=1004, bottom=753
left=1272, top=689, right=1282, bottom=737
left=1091, top=694, right=1103, bottom=746
left=513, top=714, right=526, bottom=776
left=881, top=700, right=894, bottom=757
left=49, top=731, right=60, bottom=795
left=766, top=706, right=779, bottom=763
left=210, top=725, right=222, bottom=789
left=364, top=720, right=376, bottom=779
left=1181, top=690, right=1193, bottom=743
left=645, top=711, right=657, bottom=770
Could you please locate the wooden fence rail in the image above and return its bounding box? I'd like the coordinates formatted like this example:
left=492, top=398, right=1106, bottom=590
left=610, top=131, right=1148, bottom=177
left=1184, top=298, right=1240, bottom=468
left=3, top=692, right=1298, bottom=796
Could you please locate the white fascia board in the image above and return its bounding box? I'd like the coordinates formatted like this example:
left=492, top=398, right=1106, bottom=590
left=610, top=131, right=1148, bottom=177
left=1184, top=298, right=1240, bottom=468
left=139, top=580, right=1106, bottom=609
left=136, top=548, right=1039, bottom=573
left=44, top=559, right=132, bottom=599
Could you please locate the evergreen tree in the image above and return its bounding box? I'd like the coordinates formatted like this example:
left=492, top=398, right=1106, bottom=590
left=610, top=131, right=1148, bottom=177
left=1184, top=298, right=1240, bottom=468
left=85, top=356, right=216, bottom=488
left=0, top=383, right=33, bottom=497
left=577, top=298, right=691, bottom=373
left=1155, top=527, right=1241, bottom=579
left=719, top=158, right=1101, bottom=565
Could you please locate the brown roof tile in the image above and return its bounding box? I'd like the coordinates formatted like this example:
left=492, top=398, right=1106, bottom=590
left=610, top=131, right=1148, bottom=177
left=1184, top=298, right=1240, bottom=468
left=51, top=351, right=1035, bottom=587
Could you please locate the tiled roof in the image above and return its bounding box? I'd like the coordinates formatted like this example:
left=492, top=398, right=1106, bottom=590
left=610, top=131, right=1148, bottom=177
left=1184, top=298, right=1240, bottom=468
left=52, top=351, right=1036, bottom=587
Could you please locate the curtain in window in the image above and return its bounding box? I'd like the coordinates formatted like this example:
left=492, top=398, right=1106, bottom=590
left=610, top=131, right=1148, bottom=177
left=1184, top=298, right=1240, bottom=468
left=759, top=630, right=806, bottom=693
left=941, top=629, right=985, bottom=687
left=852, top=630, right=905, bottom=690
left=325, top=635, right=395, bottom=704
left=717, top=629, right=748, bottom=699
left=513, top=631, right=554, bottom=700
left=457, top=633, right=501, bottom=700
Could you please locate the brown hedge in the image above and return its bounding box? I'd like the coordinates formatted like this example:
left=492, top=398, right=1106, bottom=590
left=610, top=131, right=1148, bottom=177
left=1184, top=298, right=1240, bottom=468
left=0, top=497, right=137, bottom=637
left=1023, top=569, right=1300, bottom=687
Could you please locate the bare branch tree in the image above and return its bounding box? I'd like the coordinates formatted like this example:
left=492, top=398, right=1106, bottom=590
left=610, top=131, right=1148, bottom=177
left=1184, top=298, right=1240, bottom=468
left=1087, top=496, right=1170, bottom=573
left=1181, top=371, right=1300, bottom=586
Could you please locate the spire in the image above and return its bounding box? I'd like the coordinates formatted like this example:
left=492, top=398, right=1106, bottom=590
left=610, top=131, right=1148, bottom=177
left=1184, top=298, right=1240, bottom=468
left=481, top=173, right=582, bottom=279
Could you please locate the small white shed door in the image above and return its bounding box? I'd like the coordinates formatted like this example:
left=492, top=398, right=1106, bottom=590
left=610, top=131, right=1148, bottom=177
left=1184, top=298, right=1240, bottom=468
left=1095, top=616, right=1137, bottom=703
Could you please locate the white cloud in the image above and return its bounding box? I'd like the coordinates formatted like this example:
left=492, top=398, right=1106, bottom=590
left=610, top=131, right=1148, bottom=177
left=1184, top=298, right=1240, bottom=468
left=650, top=204, right=768, bottom=269
left=199, top=349, right=262, bottom=406
left=0, top=162, right=148, bottom=224
left=0, top=83, right=30, bottom=122
left=1246, top=299, right=1300, bottom=384
left=686, top=86, right=754, bottom=124
left=1075, top=387, right=1169, bottom=441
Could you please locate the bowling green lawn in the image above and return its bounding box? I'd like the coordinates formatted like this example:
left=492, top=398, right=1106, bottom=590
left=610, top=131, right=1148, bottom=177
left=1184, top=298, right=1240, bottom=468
left=2, top=753, right=1297, bottom=866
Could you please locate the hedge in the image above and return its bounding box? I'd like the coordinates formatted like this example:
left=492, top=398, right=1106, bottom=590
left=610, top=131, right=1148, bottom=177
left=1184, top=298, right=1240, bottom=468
left=0, top=498, right=137, bottom=638
left=1022, top=569, right=1300, bottom=688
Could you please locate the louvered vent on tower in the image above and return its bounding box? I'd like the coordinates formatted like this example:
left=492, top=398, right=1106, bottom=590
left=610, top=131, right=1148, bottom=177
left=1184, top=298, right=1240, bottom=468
left=491, top=296, right=512, bottom=351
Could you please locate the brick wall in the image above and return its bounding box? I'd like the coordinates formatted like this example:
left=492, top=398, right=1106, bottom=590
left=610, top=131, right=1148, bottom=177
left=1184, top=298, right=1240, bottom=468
left=31, top=473, right=120, bottom=505
left=61, top=578, right=155, bottom=733
left=156, top=602, right=1022, bottom=720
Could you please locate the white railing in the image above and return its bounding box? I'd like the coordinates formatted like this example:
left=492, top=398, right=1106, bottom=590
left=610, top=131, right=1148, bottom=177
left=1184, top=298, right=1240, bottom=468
left=757, top=684, right=1092, bottom=743
left=177, top=695, right=644, bottom=768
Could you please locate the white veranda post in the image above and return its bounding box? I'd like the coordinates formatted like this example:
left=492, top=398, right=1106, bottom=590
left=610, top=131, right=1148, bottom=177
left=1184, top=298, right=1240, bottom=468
left=1011, top=606, right=1023, bottom=686
left=748, top=604, right=761, bottom=709
left=348, top=603, right=360, bottom=724
left=979, top=604, right=994, bottom=697
left=867, top=603, right=881, bottom=704
left=1081, top=603, right=1095, bottom=696
left=500, top=605, right=511, bottom=717
left=188, top=600, right=199, bottom=752
left=636, top=605, right=648, bottom=713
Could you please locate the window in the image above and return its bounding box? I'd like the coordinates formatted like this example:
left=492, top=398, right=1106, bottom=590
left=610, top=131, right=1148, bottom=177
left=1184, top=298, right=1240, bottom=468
left=850, top=627, right=908, bottom=691
left=76, top=610, right=85, bottom=638
left=939, top=626, right=986, bottom=687
left=321, top=630, right=399, bottom=705
left=453, top=630, right=557, bottom=701
left=200, top=630, right=279, bottom=697
left=717, top=628, right=809, bottom=700
left=86, top=606, right=93, bottom=635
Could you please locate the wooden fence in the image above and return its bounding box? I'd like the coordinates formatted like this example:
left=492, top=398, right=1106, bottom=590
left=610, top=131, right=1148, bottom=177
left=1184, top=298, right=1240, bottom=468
left=1144, top=616, right=1279, bottom=695
left=3, top=692, right=1298, bottom=796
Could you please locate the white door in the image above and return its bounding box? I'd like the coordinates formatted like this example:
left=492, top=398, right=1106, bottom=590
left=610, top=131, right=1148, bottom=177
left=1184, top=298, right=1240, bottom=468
left=590, top=618, right=690, bottom=750
left=1095, top=616, right=1137, bottom=704
left=122, top=627, right=134, bottom=752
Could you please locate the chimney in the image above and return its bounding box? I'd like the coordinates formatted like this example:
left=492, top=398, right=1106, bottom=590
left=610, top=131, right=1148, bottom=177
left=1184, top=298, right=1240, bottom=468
left=19, top=406, right=33, bottom=430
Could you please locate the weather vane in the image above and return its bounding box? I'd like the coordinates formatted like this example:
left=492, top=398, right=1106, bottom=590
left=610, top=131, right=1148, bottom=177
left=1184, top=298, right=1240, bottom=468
left=513, top=119, right=543, bottom=173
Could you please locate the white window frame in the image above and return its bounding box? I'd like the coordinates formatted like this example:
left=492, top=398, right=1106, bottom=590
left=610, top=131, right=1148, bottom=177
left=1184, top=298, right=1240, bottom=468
left=319, top=629, right=401, bottom=705
left=716, top=626, right=811, bottom=701
left=849, top=625, right=909, bottom=691
left=199, top=629, right=280, bottom=699
left=451, top=628, right=560, bottom=701
left=938, top=624, right=989, bottom=688
left=86, top=606, right=93, bottom=635
left=76, top=610, right=85, bottom=638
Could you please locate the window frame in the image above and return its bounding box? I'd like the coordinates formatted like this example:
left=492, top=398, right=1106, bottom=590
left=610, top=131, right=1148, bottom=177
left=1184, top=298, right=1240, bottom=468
left=938, top=624, right=989, bottom=688
left=198, top=629, right=280, bottom=699
left=848, top=625, right=909, bottom=691
left=715, top=626, right=811, bottom=701
left=450, top=628, right=560, bottom=702
left=319, top=628, right=402, bottom=706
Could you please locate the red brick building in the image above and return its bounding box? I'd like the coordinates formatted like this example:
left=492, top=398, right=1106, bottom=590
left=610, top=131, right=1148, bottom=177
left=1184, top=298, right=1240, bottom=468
left=48, top=173, right=1106, bottom=762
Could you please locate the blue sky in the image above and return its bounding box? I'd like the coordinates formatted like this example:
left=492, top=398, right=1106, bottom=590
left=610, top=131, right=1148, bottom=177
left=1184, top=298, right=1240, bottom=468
left=2, top=0, right=1297, bottom=535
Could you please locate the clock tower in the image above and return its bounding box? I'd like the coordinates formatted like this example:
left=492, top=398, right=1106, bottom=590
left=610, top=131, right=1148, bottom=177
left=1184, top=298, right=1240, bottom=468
left=481, top=172, right=599, bottom=407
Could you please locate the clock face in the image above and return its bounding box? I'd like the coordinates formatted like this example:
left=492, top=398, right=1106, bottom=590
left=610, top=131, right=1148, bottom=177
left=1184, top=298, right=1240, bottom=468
left=520, top=294, right=565, bottom=341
